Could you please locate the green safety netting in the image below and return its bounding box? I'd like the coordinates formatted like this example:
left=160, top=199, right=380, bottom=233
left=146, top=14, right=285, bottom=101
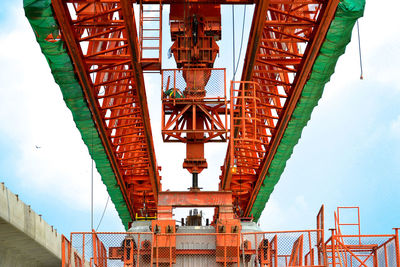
left=250, top=0, right=366, bottom=220
left=23, top=0, right=132, bottom=229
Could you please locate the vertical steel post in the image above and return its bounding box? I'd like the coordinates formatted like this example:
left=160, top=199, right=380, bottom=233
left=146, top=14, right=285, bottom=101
left=224, top=234, right=227, bottom=267
left=92, top=231, right=97, bottom=266
left=137, top=234, right=141, bottom=267
left=150, top=233, right=154, bottom=267
left=331, top=229, right=336, bottom=267
left=394, top=228, right=400, bottom=267
left=61, top=236, right=66, bottom=267
left=384, top=243, right=388, bottom=267
left=237, top=233, right=240, bottom=266
left=169, top=234, right=172, bottom=267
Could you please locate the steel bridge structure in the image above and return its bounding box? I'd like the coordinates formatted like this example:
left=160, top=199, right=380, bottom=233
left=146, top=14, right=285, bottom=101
left=23, top=0, right=396, bottom=266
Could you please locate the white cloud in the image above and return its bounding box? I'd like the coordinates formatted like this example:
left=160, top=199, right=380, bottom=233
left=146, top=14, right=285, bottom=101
left=0, top=7, right=109, bottom=211
left=259, top=196, right=314, bottom=231
left=391, top=115, right=400, bottom=138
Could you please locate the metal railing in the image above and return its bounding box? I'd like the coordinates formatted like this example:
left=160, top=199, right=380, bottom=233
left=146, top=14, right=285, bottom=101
left=63, top=229, right=332, bottom=267
left=161, top=68, right=226, bottom=102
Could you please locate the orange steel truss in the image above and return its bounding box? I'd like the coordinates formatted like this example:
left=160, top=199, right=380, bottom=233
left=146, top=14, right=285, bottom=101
left=161, top=68, right=228, bottom=143
left=51, top=0, right=160, bottom=218
left=220, top=0, right=340, bottom=217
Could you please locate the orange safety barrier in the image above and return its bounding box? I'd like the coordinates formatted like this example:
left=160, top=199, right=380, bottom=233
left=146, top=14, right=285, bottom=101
left=62, top=234, right=83, bottom=267
left=326, top=234, right=400, bottom=267
left=324, top=207, right=400, bottom=267
left=65, top=229, right=331, bottom=267
left=62, top=205, right=400, bottom=267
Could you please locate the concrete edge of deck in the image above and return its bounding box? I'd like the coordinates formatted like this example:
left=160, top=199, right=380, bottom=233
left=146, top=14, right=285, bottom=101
left=0, top=182, right=62, bottom=266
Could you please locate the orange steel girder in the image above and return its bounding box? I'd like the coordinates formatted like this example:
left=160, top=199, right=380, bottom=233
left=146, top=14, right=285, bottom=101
left=220, top=0, right=340, bottom=217
left=52, top=0, right=160, bottom=218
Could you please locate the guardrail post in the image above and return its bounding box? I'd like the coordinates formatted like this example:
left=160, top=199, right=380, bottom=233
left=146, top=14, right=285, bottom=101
left=330, top=229, right=336, bottom=267
left=394, top=228, right=400, bottom=267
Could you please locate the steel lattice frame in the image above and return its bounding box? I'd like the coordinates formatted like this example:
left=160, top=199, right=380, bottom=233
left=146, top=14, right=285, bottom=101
left=220, top=0, right=340, bottom=217
left=52, top=0, right=160, bottom=218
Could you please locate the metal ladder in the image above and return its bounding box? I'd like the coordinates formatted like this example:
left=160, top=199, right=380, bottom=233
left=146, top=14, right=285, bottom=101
left=139, top=0, right=162, bottom=72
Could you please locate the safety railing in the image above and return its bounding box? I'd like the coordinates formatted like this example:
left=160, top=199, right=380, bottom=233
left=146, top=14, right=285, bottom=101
left=326, top=232, right=400, bottom=267
left=161, top=68, right=228, bottom=143
left=161, top=68, right=226, bottom=102
left=139, top=0, right=162, bottom=71
left=241, top=230, right=324, bottom=267
left=62, top=234, right=86, bottom=267
left=64, top=229, right=332, bottom=267
left=229, top=81, right=267, bottom=176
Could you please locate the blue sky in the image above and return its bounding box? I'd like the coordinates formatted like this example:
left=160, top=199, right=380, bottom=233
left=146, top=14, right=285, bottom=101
left=0, top=0, right=399, bottom=239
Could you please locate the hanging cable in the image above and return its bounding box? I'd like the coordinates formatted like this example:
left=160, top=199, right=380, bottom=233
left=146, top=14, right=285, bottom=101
left=95, top=196, right=110, bottom=231
left=233, top=5, right=247, bottom=78
left=232, top=5, right=236, bottom=81
left=91, top=132, right=94, bottom=230
left=90, top=2, right=97, bottom=232
left=356, top=20, right=363, bottom=80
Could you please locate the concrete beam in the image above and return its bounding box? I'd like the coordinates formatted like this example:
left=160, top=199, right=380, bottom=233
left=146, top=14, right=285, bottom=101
left=0, top=183, right=61, bottom=267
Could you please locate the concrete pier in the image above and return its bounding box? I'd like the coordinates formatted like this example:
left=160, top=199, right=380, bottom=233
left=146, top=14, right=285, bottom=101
left=0, top=183, right=62, bottom=267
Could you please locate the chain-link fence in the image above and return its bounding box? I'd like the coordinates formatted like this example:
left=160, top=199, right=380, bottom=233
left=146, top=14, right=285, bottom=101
left=69, top=232, right=153, bottom=267
left=241, top=230, right=322, bottom=267
left=64, top=230, right=340, bottom=267
left=327, top=235, right=400, bottom=267
left=161, top=68, right=226, bottom=100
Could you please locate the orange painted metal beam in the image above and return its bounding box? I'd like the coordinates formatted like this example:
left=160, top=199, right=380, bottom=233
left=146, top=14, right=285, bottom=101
left=244, top=0, right=340, bottom=217
left=220, top=0, right=270, bottom=192
left=120, top=0, right=160, bottom=200
left=158, top=191, right=233, bottom=207
left=51, top=0, right=160, bottom=218
left=51, top=0, right=136, bottom=218
left=220, top=0, right=340, bottom=217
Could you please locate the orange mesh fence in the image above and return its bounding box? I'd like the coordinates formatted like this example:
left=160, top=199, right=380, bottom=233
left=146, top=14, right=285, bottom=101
left=62, top=235, right=71, bottom=267
left=70, top=232, right=153, bottom=267
left=241, top=230, right=322, bottom=267
left=326, top=235, right=399, bottom=267
left=161, top=68, right=226, bottom=100
left=66, top=231, right=400, bottom=267
left=63, top=234, right=84, bottom=267
left=66, top=230, right=333, bottom=266
left=69, top=232, right=242, bottom=266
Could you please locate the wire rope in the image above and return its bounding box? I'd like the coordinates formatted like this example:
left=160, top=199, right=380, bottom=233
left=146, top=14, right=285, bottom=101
left=91, top=130, right=94, bottom=231
left=232, top=5, right=236, bottom=81
left=356, top=20, right=363, bottom=80
left=234, top=5, right=247, bottom=78
left=95, top=196, right=110, bottom=231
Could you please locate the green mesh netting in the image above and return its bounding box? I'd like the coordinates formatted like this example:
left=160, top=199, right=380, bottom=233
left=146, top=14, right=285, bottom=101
left=250, top=0, right=366, bottom=220
left=24, top=0, right=132, bottom=229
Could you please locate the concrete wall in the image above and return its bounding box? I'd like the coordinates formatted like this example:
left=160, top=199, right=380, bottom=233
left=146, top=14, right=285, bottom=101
left=0, top=183, right=62, bottom=267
